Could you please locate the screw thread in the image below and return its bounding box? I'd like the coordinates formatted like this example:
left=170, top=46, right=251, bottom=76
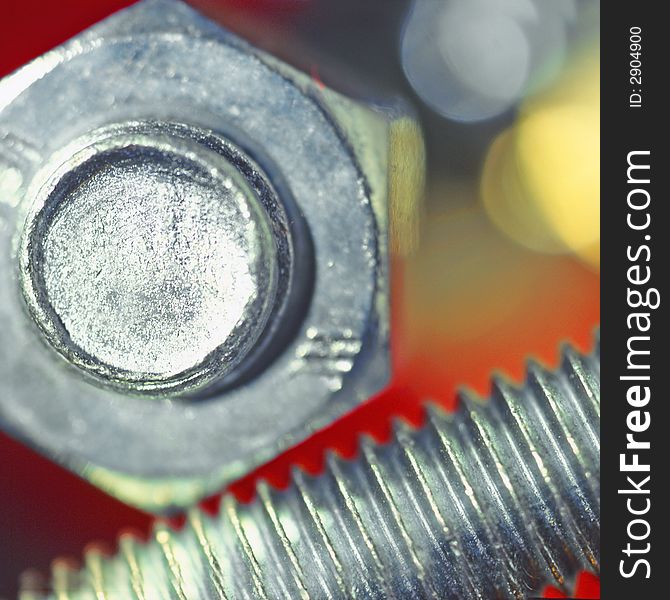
left=28, top=340, right=600, bottom=600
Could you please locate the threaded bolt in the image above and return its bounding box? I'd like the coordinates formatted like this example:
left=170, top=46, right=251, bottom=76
left=25, top=340, right=600, bottom=599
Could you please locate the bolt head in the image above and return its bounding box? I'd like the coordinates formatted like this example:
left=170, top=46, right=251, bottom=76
left=20, top=122, right=281, bottom=394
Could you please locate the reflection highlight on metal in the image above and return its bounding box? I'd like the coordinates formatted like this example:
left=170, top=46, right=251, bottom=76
left=28, top=340, right=599, bottom=599
left=20, top=121, right=282, bottom=394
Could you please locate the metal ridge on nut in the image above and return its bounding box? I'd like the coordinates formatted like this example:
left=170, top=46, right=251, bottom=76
left=0, top=0, right=424, bottom=510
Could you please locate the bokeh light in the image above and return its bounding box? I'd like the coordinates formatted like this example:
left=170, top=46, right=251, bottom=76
left=482, top=45, right=600, bottom=268
left=401, top=0, right=579, bottom=122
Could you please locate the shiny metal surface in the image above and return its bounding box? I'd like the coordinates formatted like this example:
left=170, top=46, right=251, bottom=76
left=20, top=121, right=280, bottom=394
left=26, top=340, right=599, bottom=599
left=0, top=0, right=422, bottom=509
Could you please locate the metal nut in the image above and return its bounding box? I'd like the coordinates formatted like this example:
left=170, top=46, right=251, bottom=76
left=0, top=0, right=423, bottom=510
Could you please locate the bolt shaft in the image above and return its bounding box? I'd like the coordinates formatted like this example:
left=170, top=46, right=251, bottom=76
left=30, top=341, right=600, bottom=600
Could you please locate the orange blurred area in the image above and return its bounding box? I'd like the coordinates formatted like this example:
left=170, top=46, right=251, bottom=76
left=398, top=201, right=599, bottom=403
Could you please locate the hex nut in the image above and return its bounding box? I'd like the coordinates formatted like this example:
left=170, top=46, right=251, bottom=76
left=0, top=0, right=424, bottom=510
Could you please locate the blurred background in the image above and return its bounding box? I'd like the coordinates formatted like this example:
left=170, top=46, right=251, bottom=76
left=0, top=0, right=600, bottom=597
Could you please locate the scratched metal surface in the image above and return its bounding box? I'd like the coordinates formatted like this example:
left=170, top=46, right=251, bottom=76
left=20, top=121, right=281, bottom=393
